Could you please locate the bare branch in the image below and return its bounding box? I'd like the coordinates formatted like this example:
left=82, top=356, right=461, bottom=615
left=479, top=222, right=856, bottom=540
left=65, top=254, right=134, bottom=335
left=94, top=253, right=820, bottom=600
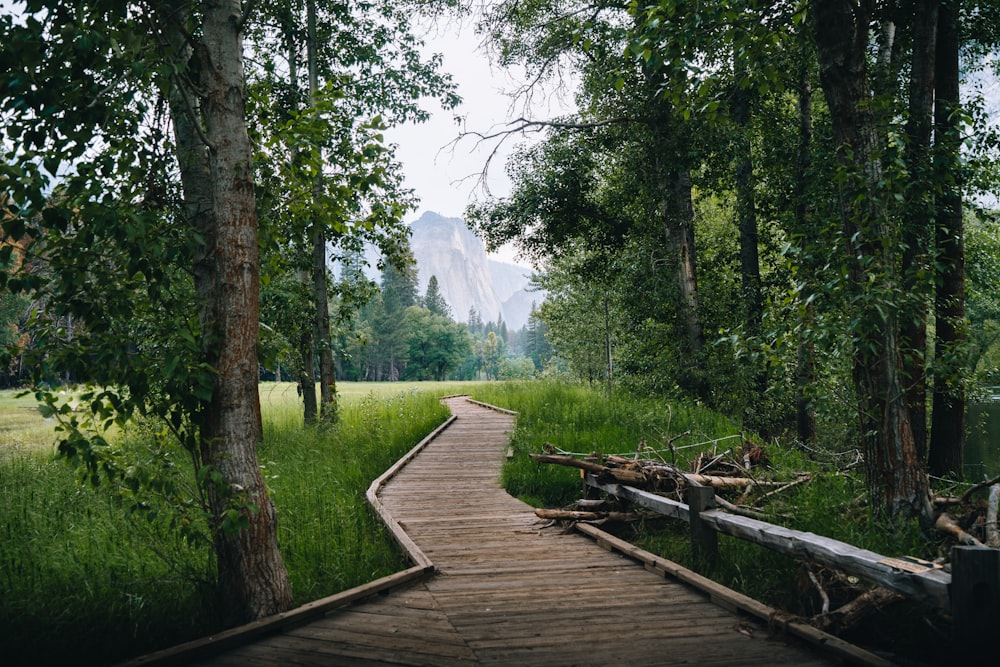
left=960, top=472, right=1000, bottom=504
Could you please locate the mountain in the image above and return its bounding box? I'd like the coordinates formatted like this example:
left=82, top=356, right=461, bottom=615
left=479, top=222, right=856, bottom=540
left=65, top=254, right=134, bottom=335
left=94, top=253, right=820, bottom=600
left=408, top=211, right=538, bottom=329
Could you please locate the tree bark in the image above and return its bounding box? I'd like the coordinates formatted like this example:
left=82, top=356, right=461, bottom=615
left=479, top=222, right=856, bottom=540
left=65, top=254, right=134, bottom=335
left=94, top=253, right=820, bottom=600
left=673, top=169, right=704, bottom=361
left=195, top=0, right=294, bottom=623
left=297, top=318, right=318, bottom=425
left=307, top=0, right=338, bottom=421
left=928, top=0, right=965, bottom=478
left=733, top=60, right=763, bottom=348
left=733, top=52, right=767, bottom=423
left=286, top=22, right=318, bottom=426
left=794, top=50, right=817, bottom=444
left=812, top=0, right=932, bottom=524
left=900, top=0, right=939, bottom=462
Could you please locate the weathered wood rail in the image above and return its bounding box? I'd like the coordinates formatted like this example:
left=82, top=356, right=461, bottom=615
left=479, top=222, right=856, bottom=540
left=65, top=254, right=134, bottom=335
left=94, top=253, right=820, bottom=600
left=122, top=396, right=894, bottom=666
left=586, top=474, right=1000, bottom=646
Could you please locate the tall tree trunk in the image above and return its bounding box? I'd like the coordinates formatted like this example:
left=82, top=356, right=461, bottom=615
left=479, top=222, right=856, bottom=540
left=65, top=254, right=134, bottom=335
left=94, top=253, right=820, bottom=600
left=312, top=222, right=336, bottom=417
left=286, top=26, right=319, bottom=425
left=929, top=0, right=965, bottom=478
left=812, top=0, right=932, bottom=524
left=663, top=166, right=708, bottom=400
left=195, top=0, right=294, bottom=623
left=672, top=171, right=703, bottom=356
left=733, top=54, right=766, bottom=425
left=794, top=52, right=817, bottom=444
left=298, top=317, right=318, bottom=424
left=900, top=0, right=939, bottom=462
left=307, top=0, right=337, bottom=420
left=603, top=291, right=613, bottom=391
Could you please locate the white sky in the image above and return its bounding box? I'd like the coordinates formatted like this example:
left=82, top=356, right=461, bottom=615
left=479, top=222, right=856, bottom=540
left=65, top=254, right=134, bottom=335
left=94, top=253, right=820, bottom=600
left=386, top=24, right=514, bottom=219
left=385, top=18, right=572, bottom=266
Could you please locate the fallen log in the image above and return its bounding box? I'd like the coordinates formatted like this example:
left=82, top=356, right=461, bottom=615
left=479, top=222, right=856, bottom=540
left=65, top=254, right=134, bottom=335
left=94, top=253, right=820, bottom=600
left=529, top=453, right=647, bottom=485
left=686, top=472, right=784, bottom=489
left=960, top=473, right=1000, bottom=504
left=713, top=495, right=778, bottom=522
left=932, top=494, right=964, bottom=507
left=934, top=512, right=984, bottom=546
left=530, top=453, right=605, bottom=474
left=574, top=499, right=611, bottom=510
left=814, top=587, right=903, bottom=634
left=534, top=508, right=644, bottom=522
left=753, top=474, right=815, bottom=505
left=536, top=452, right=790, bottom=491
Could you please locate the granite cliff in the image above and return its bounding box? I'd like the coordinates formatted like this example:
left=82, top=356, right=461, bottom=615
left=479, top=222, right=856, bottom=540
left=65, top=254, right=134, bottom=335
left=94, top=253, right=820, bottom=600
left=409, top=211, right=538, bottom=329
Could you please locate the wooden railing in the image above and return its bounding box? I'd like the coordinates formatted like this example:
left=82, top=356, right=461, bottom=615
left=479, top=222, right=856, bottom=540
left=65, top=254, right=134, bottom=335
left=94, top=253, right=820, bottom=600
left=584, top=474, right=1000, bottom=645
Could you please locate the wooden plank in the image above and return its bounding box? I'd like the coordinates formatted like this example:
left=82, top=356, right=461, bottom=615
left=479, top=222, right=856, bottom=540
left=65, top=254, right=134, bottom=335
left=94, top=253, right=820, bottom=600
left=573, top=523, right=897, bottom=667
left=585, top=477, right=690, bottom=521
left=121, top=567, right=433, bottom=666
left=462, top=397, right=518, bottom=415
left=589, top=476, right=952, bottom=610
left=244, top=633, right=476, bottom=667
left=365, top=414, right=458, bottom=571
left=702, top=509, right=952, bottom=609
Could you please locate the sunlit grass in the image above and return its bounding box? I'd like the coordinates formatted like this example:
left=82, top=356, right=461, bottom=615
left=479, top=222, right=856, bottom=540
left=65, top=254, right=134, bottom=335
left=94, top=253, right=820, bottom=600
left=467, top=381, right=743, bottom=507
left=0, top=389, right=59, bottom=457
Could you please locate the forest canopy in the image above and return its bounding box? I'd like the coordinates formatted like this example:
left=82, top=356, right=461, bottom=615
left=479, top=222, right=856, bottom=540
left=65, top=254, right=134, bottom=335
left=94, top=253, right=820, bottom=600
left=467, top=0, right=1000, bottom=524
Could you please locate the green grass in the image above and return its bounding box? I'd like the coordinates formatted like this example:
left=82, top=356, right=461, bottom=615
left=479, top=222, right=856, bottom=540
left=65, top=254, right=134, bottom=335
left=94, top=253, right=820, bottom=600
left=0, top=379, right=951, bottom=665
left=468, top=381, right=947, bottom=662
left=0, top=382, right=457, bottom=666
left=466, top=381, right=743, bottom=507
left=0, top=388, right=60, bottom=457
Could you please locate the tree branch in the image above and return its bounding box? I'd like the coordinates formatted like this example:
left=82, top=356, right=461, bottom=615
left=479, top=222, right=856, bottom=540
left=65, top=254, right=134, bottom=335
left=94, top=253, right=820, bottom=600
left=961, top=473, right=1000, bottom=504
left=239, top=0, right=257, bottom=30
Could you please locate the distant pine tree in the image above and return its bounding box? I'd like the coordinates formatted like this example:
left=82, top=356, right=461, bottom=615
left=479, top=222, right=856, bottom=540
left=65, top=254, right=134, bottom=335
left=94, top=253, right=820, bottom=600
left=423, top=275, right=452, bottom=318
left=467, top=307, right=484, bottom=335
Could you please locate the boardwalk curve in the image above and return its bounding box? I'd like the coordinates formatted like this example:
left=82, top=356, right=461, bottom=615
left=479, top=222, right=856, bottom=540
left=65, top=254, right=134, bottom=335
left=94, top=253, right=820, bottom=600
left=170, top=397, right=865, bottom=666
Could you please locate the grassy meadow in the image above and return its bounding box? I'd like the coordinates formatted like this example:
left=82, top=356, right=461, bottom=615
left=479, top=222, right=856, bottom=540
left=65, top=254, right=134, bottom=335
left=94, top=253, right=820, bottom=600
left=0, top=379, right=945, bottom=665
left=0, top=381, right=463, bottom=666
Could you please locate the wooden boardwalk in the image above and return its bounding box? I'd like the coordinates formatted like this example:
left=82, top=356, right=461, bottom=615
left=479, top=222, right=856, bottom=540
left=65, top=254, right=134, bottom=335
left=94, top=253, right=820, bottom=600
left=189, top=397, right=852, bottom=666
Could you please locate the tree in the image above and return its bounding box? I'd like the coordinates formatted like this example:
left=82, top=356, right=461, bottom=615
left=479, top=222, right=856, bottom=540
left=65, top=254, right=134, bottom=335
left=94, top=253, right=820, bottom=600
left=401, top=306, right=471, bottom=380
left=467, top=307, right=484, bottom=336
left=525, top=303, right=553, bottom=372
left=533, top=250, right=621, bottom=387
left=248, top=0, right=458, bottom=422
left=926, top=1, right=965, bottom=478
left=423, top=275, right=451, bottom=317
left=365, top=247, right=419, bottom=380
left=0, top=0, right=295, bottom=621
left=810, top=0, right=932, bottom=523
left=480, top=331, right=503, bottom=380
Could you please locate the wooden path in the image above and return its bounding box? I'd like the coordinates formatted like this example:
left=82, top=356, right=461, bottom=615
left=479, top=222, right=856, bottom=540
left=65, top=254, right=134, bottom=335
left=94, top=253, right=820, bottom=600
left=188, top=397, right=855, bottom=666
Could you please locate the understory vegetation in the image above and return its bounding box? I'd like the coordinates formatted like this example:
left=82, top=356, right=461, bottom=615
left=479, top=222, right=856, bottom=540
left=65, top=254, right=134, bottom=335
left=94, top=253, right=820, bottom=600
left=0, top=379, right=974, bottom=665
left=0, top=385, right=449, bottom=666
left=471, top=381, right=951, bottom=664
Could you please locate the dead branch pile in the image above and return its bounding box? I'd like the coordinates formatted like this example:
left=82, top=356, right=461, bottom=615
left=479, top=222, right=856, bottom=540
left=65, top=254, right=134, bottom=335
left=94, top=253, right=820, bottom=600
left=531, top=438, right=795, bottom=511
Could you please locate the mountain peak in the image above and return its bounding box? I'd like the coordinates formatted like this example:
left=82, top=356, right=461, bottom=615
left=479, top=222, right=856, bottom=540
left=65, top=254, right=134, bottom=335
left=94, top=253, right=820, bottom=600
left=408, top=212, right=536, bottom=328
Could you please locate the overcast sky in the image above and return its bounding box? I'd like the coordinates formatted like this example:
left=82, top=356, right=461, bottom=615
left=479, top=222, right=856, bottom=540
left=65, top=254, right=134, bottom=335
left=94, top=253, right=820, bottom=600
left=386, top=22, right=516, bottom=217
left=384, top=19, right=571, bottom=266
